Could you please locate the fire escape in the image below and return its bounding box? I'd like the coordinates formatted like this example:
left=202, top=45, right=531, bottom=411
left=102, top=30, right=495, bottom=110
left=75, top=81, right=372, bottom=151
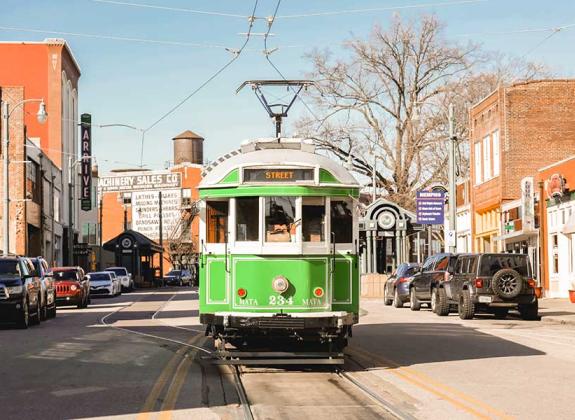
left=166, top=198, right=199, bottom=269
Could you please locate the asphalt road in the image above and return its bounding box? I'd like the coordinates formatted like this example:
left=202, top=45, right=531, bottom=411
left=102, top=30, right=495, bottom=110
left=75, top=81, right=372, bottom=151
left=1, top=290, right=574, bottom=419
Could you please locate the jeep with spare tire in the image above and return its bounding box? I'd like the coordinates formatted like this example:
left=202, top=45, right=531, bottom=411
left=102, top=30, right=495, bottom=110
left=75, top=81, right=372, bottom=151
left=447, top=253, right=538, bottom=320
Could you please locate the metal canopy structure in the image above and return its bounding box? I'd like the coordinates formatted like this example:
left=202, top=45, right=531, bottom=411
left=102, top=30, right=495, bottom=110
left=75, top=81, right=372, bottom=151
left=237, top=80, right=315, bottom=138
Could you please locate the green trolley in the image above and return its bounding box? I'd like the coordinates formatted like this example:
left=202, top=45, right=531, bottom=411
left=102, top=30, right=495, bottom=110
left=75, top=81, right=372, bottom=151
left=199, top=138, right=360, bottom=360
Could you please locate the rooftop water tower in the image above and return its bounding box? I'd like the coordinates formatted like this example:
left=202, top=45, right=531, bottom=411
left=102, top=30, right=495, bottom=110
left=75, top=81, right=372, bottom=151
left=173, top=130, right=204, bottom=165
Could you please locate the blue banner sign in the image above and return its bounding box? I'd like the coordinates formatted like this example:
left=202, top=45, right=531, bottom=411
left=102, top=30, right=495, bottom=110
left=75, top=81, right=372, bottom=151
left=416, top=191, right=445, bottom=225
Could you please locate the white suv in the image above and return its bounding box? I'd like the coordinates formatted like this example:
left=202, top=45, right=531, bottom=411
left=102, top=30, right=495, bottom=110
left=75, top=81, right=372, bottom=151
left=105, top=267, right=134, bottom=292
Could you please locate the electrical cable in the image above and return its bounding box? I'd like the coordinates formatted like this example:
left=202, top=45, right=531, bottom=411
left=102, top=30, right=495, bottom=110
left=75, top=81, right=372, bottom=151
left=143, top=0, right=260, bottom=135
left=89, top=0, right=248, bottom=19
left=276, top=0, right=487, bottom=19
left=0, top=25, right=227, bottom=49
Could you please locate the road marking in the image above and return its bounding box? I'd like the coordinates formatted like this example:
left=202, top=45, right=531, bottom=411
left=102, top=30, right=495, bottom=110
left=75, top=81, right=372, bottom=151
left=349, top=346, right=514, bottom=420
left=159, top=335, right=207, bottom=420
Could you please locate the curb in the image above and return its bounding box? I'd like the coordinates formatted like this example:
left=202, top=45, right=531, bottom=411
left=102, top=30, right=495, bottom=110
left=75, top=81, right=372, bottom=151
left=540, top=315, right=575, bottom=327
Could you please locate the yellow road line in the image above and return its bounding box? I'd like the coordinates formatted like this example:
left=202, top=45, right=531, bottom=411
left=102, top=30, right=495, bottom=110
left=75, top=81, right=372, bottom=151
left=348, top=346, right=514, bottom=420
left=137, top=334, right=203, bottom=420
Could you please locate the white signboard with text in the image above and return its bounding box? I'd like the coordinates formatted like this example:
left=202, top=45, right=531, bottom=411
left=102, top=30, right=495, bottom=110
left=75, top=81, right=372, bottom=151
left=131, top=189, right=182, bottom=241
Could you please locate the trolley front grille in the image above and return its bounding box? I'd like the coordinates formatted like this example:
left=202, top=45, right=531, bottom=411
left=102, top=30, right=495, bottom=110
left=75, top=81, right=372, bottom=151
left=258, top=317, right=306, bottom=329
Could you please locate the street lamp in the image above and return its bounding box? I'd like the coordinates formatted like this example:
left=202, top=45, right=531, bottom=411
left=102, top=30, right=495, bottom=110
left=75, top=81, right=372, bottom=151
left=1, top=99, right=48, bottom=256
left=99, top=124, right=146, bottom=168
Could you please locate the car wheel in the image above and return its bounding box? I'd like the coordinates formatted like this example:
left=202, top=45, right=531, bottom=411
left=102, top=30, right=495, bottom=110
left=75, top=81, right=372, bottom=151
left=17, top=298, right=30, bottom=329
left=393, top=288, right=403, bottom=308
left=430, top=288, right=437, bottom=313
left=519, top=301, right=539, bottom=321
left=30, top=295, right=41, bottom=325
left=48, top=302, right=57, bottom=319
left=435, top=288, right=450, bottom=317
left=409, top=288, right=421, bottom=311
left=384, top=285, right=393, bottom=306
left=78, top=295, right=86, bottom=309
left=493, top=308, right=509, bottom=319
left=458, top=289, right=475, bottom=320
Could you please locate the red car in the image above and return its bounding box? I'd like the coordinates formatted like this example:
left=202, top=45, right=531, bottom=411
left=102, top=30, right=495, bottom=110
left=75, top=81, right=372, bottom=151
left=53, top=267, right=90, bottom=309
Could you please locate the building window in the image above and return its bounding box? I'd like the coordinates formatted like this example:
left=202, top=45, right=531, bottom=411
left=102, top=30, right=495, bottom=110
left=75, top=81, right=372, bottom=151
left=54, top=190, right=60, bottom=223
left=331, top=199, right=353, bottom=243
left=474, top=142, right=482, bottom=185
left=265, top=197, right=296, bottom=242
left=236, top=197, right=259, bottom=242
left=492, top=130, right=500, bottom=177
left=206, top=201, right=228, bottom=244
left=552, top=234, right=559, bottom=274
left=482, top=135, right=491, bottom=180
left=302, top=197, right=325, bottom=243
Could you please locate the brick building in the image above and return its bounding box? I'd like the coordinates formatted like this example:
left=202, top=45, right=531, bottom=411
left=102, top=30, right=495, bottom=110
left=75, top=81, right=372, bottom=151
left=98, top=131, right=203, bottom=283
left=0, top=39, right=81, bottom=263
left=469, top=80, right=575, bottom=260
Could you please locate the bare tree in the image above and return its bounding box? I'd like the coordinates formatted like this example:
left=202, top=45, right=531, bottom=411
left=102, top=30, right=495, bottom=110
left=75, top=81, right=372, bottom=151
left=297, top=15, right=547, bottom=210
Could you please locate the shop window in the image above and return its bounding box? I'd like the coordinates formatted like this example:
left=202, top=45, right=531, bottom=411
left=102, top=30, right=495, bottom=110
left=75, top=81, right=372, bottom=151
left=302, top=197, right=325, bottom=242
left=331, top=199, right=353, bottom=243
left=206, top=201, right=228, bottom=244
left=265, top=197, right=296, bottom=242
left=236, top=197, right=259, bottom=242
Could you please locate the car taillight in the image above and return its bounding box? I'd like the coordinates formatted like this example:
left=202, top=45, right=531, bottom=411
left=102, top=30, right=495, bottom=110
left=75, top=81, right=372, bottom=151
left=237, top=288, right=247, bottom=298
left=397, top=277, right=407, bottom=283
left=474, top=278, right=484, bottom=288
left=527, top=279, right=536, bottom=288
left=313, top=287, right=324, bottom=298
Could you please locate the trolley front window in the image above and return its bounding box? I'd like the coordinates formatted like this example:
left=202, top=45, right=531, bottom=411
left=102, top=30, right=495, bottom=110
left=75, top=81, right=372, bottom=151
left=206, top=201, right=228, bottom=244
left=302, top=197, right=325, bottom=242
left=331, top=199, right=353, bottom=243
left=265, top=197, right=296, bottom=242
left=236, top=197, right=259, bottom=242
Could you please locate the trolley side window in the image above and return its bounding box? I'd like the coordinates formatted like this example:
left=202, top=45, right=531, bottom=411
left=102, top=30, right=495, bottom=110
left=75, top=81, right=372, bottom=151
left=302, top=197, right=325, bottom=242
left=206, top=201, right=228, bottom=244
left=236, top=197, right=259, bottom=242
left=331, top=199, right=353, bottom=243
left=265, top=197, right=296, bottom=242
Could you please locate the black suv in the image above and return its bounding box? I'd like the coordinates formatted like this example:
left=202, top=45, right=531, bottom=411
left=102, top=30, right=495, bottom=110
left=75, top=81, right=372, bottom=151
left=446, top=253, right=538, bottom=320
left=0, top=256, right=42, bottom=328
left=410, top=253, right=458, bottom=311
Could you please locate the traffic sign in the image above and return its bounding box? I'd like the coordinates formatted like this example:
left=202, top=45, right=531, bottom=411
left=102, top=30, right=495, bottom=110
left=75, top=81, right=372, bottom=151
left=416, top=190, right=445, bottom=225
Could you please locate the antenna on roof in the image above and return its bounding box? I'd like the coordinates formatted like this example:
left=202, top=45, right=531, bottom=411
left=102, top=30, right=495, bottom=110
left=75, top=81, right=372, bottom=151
left=236, top=80, right=315, bottom=141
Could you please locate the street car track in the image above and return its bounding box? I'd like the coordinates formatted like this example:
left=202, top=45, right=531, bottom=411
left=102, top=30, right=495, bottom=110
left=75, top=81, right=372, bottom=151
left=232, top=365, right=255, bottom=420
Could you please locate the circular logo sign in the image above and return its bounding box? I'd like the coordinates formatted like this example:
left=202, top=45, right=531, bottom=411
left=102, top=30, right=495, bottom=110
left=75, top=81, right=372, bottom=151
left=121, top=237, right=133, bottom=249
left=377, top=211, right=396, bottom=230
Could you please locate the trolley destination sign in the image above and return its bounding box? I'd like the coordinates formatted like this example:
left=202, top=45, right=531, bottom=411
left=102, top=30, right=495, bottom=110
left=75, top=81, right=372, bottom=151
left=98, top=172, right=181, bottom=193
left=416, top=190, right=445, bottom=225
left=243, top=168, right=314, bottom=183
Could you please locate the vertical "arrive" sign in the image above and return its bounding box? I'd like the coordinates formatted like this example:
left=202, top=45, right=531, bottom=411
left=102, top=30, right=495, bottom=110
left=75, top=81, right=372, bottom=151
left=80, top=113, right=92, bottom=211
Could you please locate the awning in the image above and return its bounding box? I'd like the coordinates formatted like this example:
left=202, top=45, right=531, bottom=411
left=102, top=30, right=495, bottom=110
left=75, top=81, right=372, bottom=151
left=493, top=229, right=538, bottom=243
left=562, top=211, right=575, bottom=234
left=103, top=229, right=163, bottom=254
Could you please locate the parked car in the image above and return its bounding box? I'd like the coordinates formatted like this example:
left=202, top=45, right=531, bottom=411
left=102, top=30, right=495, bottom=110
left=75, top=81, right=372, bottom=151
left=89, top=272, right=121, bottom=297
left=410, top=253, right=458, bottom=313
left=0, top=256, right=42, bottom=328
left=384, top=263, right=421, bottom=308
left=53, top=267, right=90, bottom=308
left=446, top=253, right=538, bottom=320
left=30, top=257, right=57, bottom=320
left=105, top=267, right=134, bottom=292
left=163, top=269, right=192, bottom=286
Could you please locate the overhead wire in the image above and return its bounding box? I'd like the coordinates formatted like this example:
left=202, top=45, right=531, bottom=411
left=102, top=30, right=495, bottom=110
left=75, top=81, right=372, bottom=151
left=89, top=0, right=248, bottom=18
left=0, top=25, right=227, bottom=49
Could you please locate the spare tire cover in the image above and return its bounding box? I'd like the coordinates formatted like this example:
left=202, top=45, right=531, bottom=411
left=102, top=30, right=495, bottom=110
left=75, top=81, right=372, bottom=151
left=491, top=268, right=523, bottom=299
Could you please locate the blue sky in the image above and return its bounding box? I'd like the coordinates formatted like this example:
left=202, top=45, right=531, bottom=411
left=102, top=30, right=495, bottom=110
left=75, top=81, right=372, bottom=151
left=2, top=0, right=575, bottom=172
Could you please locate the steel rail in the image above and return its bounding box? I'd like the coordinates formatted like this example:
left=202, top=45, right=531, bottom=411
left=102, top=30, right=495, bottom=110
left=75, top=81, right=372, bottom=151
left=336, top=364, right=416, bottom=420
left=232, top=366, right=255, bottom=420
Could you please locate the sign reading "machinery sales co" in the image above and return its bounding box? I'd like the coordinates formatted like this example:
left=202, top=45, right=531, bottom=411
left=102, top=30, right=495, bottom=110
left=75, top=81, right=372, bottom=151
left=98, top=172, right=181, bottom=193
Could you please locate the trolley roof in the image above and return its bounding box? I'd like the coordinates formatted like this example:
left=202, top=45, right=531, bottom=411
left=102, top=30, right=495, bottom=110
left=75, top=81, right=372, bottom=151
left=200, top=138, right=359, bottom=188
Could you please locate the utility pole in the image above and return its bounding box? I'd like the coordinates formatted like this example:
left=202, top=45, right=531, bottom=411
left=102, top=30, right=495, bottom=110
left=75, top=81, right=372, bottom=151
left=2, top=101, right=9, bottom=256
left=98, top=196, right=103, bottom=270
left=448, top=103, right=457, bottom=253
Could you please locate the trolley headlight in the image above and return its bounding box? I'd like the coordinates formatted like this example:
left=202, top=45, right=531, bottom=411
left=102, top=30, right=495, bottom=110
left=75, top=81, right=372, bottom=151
left=272, top=276, right=290, bottom=294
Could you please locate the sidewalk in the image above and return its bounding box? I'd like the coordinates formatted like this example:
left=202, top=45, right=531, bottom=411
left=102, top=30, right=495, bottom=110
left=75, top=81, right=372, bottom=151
left=539, top=298, right=575, bottom=326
